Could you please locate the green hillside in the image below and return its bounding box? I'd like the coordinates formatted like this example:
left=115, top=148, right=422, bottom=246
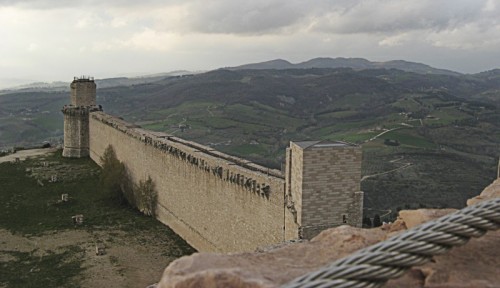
left=1, top=68, right=498, bottom=221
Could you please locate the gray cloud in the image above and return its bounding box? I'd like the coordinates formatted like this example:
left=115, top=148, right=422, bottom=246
left=311, top=0, right=494, bottom=34
left=0, top=0, right=175, bottom=9
left=176, top=0, right=498, bottom=35
left=183, top=0, right=307, bottom=34
left=2, top=0, right=497, bottom=36
left=1, top=0, right=500, bottom=88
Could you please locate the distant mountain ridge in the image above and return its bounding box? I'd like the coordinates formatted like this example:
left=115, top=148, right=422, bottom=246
left=229, top=57, right=461, bottom=76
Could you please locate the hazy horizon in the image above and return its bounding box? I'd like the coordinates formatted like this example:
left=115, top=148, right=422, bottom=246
left=2, top=0, right=500, bottom=89
left=2, top=55, right=492, bottom=90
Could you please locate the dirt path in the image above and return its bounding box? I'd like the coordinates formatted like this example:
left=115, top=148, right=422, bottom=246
left=0, top=148, right=58, bottom=164
left=362, top=156, right=413, bottom=181
left=206, top=105, right=215, bottom=117
left=364, top=127, right=401, bottom=143
left=361, top=162, right=412, bottom=181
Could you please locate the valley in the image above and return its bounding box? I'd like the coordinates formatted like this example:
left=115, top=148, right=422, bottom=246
left=1, top=66, right=498, bottom=222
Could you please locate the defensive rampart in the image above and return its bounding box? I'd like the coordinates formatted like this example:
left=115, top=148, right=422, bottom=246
left=89, top=111, right=299, bottom=252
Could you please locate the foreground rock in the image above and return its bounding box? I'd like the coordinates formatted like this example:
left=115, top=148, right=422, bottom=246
left=467, top=178, right=500, bottom=206
left=158, top=226, right=389, bottom=288
left=157, top=179, right=500, bottom=288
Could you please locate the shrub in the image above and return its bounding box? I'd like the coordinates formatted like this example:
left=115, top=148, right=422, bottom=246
left=136, top=176, right=157, bottom=217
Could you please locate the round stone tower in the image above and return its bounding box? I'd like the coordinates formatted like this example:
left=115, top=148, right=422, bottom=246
left=62, top=76, right=101, bottom=158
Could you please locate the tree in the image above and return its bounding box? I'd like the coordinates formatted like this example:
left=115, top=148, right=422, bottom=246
left=99, top=145, right=126, bottom=203
left=373, top=214, right=382, bottom=227
left=362, top=216, right=372, bottom=228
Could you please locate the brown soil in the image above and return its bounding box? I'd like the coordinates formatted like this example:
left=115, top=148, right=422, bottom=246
left=0, top=228, right=177, bottom=287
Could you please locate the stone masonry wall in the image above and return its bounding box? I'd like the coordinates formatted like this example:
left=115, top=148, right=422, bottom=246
left=289, top=145, right=304, bottom=225
left=284, top=148, right=301, bottom=240
left=89, top=111, right=296, bottom=253
left=301, top=145, right=362, bottom=238
left=286, top=141, right=362, bottom=239
left=62, top=108, right=90, bottom=158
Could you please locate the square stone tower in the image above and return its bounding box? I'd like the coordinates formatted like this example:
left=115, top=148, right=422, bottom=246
left=62, top=76, right=100, bottom=158
left=70, top=77, right=96, bottom=106
left=285, top=141, right=363, bottom=239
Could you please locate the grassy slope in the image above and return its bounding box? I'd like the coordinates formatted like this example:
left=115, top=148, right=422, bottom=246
left=0, top=91, right=66, bottom=148
left=0, top=151, right=194, bottom=287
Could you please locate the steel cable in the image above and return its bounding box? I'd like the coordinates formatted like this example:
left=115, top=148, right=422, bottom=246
left=282, top=198, right=500, bottom=288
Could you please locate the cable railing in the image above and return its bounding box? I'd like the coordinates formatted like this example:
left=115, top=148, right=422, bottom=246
left=282, top=197, right=500, bottom=288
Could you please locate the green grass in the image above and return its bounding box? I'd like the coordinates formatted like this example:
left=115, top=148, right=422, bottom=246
left=391, top=97, right=422, bottom=112
left=0, top=91, right=67, bottom=148
left=0, top=151, right=198, bottom=237
left=379, top=129, right=438, bottom=149
left=318, top=131, right=379, bottom=144
left=316, top=110, right=358, bottom=119
left=310, top=119, right=380, bottom=138
left=334, top=93, right=374, bottom=107
left=425, top=107, right=472, bottom=126
left=222, top=143, right=269, bottom=156
left=223, top=104, right=303, bottom=129
left=0, top=247, right=85, bottom=288
left=141, top=122, right=168, bottom=131
left=420, top=97, right=454, bottom=106
left=139, top=101, right=304, bottom=138
left=200, top=117, right=241, bottom=129
left=361, top=149, right=496, bottom=221
left=32, top=113, right=64, bottom=131
left=0, top=154, right=103, bottom=234
left=248, top=101, right=289, bottom=115
left=0, top=150, right=196, bottom=287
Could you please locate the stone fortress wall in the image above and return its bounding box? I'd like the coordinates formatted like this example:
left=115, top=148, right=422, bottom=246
left=89, top=112, right=298, bottom=252
left=64, top=77, right=363, bottom=253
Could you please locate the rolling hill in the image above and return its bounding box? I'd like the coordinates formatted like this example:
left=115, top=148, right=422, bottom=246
left=1, top=65, right=498, bottom=222
left=229, top=57, right=461, bottom=76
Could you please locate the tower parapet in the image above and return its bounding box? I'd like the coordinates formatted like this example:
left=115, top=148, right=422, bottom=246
left=62, top=76, right=101, bottom=158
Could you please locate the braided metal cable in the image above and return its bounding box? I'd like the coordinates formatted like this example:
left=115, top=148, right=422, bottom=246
left=282, top=198, right=500, bottom=288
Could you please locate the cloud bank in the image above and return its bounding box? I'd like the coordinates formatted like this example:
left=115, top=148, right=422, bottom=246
left=1, top=0, right=499, bottom=87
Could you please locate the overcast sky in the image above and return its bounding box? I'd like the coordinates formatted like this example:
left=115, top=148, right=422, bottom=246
left=1, top=0, right=500, bottom=88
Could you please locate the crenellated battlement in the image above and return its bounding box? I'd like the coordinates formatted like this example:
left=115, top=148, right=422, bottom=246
left=73, top=76, right=94, bottom=82
left=61, top=105, right=101, bottom=116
